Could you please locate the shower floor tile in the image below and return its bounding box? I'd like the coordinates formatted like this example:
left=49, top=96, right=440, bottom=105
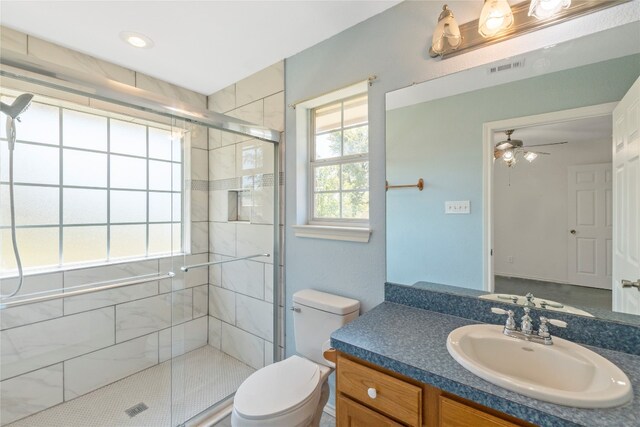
left=7, top=346, right=255, bottom=427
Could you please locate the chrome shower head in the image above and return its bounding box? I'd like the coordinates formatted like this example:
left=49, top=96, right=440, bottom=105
left=2, top=93, right=34, bottom=150
left=1, top=93, right=34, bottom=119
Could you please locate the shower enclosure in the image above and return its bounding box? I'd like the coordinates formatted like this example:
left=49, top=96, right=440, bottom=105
left=0, top=49, right=281, bottom=427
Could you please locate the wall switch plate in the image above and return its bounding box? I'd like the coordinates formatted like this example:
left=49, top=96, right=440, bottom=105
left=445, top=201, right=470, bottom=214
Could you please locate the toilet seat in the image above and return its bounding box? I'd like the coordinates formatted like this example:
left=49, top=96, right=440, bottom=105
left=234, top=356, right=321, bottom=420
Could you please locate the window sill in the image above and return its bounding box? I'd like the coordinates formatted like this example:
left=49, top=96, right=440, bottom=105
left=292, top=225, right=371, bottom=243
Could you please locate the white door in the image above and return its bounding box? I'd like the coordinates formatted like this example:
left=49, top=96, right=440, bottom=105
left=613, top=77, right=640, bottom=315
left=567, top=164, right=613, bottom=289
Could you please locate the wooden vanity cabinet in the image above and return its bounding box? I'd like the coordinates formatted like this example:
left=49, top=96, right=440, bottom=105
left=335, top=352, right=536, bottom=427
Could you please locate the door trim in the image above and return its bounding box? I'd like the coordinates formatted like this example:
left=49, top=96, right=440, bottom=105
left=482, top=102, right=617, bottom=292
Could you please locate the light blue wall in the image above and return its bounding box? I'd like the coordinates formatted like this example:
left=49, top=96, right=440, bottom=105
left=386, top=55, right=640, bottom=288
left=283, top=0, right=637, bottom=409
left=284, top=1, right=439, bottom=343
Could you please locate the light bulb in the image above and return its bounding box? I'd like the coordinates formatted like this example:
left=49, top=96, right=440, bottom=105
left=524, top=152, right=538, bottom=162
left=478, top=0, right=514, bottom=37
left=502, top=149, right=515, bottom=161
left=119, top=31, right=154, bottom=49
left=528, top=0, right=571, bottom=20
left=431, top=5, right=461, bottom=56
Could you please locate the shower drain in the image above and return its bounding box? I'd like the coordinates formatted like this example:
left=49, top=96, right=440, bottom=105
left=125, top=402, right=149, bottom=418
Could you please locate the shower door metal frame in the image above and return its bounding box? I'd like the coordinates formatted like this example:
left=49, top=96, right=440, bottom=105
left=0, top=48, right=284, bottom=364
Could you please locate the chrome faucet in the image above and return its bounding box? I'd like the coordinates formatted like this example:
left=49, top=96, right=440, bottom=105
left=491, top=307, right=567, bottom=345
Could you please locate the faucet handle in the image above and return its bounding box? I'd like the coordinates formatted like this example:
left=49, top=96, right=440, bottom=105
left=491, top=307, right=516, bottom=330
left=538, top=317, right=567, bottom=342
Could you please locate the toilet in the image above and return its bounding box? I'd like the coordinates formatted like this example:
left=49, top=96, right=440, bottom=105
left=231, top=289, right=360, bottom=427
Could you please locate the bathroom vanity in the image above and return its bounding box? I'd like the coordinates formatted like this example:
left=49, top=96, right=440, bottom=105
left=329, top=287, right=640, bottom=427
left=334, top=351, right=535, bottom=427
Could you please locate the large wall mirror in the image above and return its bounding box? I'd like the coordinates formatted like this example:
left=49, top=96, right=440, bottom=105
left=385, top=22, right=640, bottom=324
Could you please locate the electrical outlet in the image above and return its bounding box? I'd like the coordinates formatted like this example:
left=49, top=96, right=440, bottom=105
left=507, top=256, right=514, bottom=264
left=445, top=201, right=470, bottom=214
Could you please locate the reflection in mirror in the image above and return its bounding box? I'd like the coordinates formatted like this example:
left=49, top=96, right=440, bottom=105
left=385, top=23, right=640, bottom=324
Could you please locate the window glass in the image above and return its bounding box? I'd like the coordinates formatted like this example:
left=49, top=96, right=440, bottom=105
left=0, top=95, right=186, bottom=276
left=110, top=119, right=146, bottom=157
left=311, top=94, right=369, bottom=222
left=63, top=109, right=107, bottom=151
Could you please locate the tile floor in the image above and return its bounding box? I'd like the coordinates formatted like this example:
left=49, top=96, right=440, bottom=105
left=6, top=346, right=254, bottom=427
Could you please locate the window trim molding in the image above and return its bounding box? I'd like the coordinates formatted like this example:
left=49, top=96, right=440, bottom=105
left=294, top=81, right=370, bottom=236
left=292, top=224, right=371, bottom=243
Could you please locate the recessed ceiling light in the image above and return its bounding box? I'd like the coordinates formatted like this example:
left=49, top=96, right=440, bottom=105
left=119, top=31, right=154, bottom=49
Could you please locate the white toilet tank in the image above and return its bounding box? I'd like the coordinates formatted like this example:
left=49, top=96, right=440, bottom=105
left=292, top=289, right=360, bottom=366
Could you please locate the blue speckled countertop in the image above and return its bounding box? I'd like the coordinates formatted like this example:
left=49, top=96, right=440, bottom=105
left=331, top=302, right=640, bottom=427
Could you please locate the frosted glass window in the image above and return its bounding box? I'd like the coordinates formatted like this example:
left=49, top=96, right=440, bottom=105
left=63, top=110, right=107, bottom=151
left=149, top=161, right=172, bottom=191
left=63, top=226, right=107, bottom=263
left=0, top=143, right=59, bottom=185
left=110, top=155, right=146, bottom=189
left=110, top=190, right=146, bottom=223
left=172, top=223, right=181, bottom=252
left=148, top=127, right=173, bottom=160
left=148, top=224, right=172, bottom=255
left=0, top=99, right=59, bottom=145
left=1, top=227, right=59, bottom=270
left=0, top=184, right=59, bottom=226
left=172, top=163, right=182, bottom=191
left=64, top=149, right=107, bottom=187
left=149, top=192, right=172, bottom=222
left=0, top=99, right=186, bottom=275
left=172, top=133, right=182, bottom=162
left=172, top=193, right=182, bottom=222
left=110, top=225, right=146, bottom=259
left=63, top=189, right=107, bottom=224
left=110, top=119, right=146, bottom=157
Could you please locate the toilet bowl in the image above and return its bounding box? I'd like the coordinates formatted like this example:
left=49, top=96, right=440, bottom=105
left=231, top=289, right=360, bottom=427
left=231, top=356, right=332, bottom=427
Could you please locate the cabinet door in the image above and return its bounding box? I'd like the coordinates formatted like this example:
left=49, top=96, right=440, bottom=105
left=337, top=395, right=404, bottom=427
left=440, top=397, right=521, bottom=427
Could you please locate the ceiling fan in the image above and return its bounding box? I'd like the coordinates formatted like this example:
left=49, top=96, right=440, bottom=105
left=494, top=129, right=568, bottom=167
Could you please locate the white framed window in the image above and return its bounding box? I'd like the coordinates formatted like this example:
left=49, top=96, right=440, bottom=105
left=0, top=92, right=189, bottom=276
left=292, top=81, right=371, bottom=243
left=309, top=94, right=369, bottom=225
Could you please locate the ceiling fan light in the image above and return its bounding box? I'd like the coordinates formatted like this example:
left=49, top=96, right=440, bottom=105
left=524, top=151, right=538, bottom=162
left=478, top=0, right=514, bottom=38
left=502, top=149, right=515, bottom=161
left=528, top=0, right=571, bottom=20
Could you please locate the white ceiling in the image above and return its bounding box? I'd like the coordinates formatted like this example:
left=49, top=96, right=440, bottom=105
left=0, top=0, right=401, bottom=95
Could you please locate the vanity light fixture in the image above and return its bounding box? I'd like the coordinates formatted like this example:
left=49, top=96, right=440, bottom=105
left=478, top=0, right=514, bottom=38
left=120, top=31, right=154, bottom=49
left=430, top=5, right=462, bottom=57
left=429, top=0, right=629, bottom=59
left=528, top=0, right=572, bottom=19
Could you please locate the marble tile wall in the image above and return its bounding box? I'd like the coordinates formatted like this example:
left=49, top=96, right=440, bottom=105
left=0, top=26, right=210, bottom=425
left=207, top=61, right=285, bottom=370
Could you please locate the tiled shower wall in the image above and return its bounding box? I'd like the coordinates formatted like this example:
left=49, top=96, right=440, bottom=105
left=206, top=62, right=285, bottom=370
left=0, top=27, right=210, bottom=425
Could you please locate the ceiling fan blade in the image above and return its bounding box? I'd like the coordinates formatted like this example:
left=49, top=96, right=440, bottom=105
left=495, top=142, right=513, bottom=150
left=530, top=151, right=550, bottom=155
left=524, top=141, right=568, bottom=148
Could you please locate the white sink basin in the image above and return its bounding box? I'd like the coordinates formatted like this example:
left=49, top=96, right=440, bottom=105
left=447, top=324, right=633, bottom=408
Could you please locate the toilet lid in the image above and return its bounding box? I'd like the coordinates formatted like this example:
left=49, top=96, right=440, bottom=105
left=234, top=356, right=320, bottom=419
